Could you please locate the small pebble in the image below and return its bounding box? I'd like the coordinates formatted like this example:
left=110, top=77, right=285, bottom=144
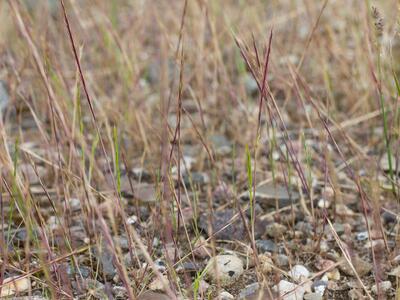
left=266, top=223, right=287, bottom=239
left=259, top=254, right=273, bottom=274
left=289, top=265, right=310, bottom=281
left=154, top=259, right=167, bottom=273
left=356, top=231, right=368, bottom=241
left=312, top=280, right=328, bottom=296
left=275, top=254, right=289, bottom=267
left=327, top=268, right=340, bottom=281
left=238, top=282, right=260, bottom=299
left=256, top=239, right=277, bottom=253
left=317, top=198, right=330, bottom=209
left=126, top=215, right=138, bottom=225
left=273, top=280, right=305, bottom=300
left=149, top=275, right=168, bottom=291
left=339, top=256, right=372, bottom=277
left=219, top=291, right=234, bottom=300
left=0, top=276, right=31, bottom=298
left=371, top=281, right=392, bottom=294
left=304, top=293, right=323, bottom=300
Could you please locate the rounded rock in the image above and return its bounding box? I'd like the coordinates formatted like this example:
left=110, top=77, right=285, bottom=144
left=289, top=264, right=310, bottom=281
left=205, top=254, right=244, bottom=286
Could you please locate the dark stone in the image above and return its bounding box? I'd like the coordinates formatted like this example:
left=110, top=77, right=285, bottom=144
left=93, top=242, right=117, bottom=279
left=66, top=264, right=91, bottom=279
left=198, top=209, right=246, bottom=240
left=382, top=211, right=397, bottom=224
left=240, top=182, right=299, bottom=208
left=183, top=172, right=209, bottom=186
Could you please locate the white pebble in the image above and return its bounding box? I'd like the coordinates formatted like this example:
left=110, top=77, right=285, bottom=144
left=205, top=254, right=244, bottom=286
left=289, top=264, right=310, bottom=281
left=273, top=280, right=305, bottom=300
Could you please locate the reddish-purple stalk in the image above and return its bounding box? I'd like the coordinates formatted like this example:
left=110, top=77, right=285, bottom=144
left=59, top=0, right=137, bottom=298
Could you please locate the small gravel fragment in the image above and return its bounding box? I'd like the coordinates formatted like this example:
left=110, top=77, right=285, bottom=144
left=218, top=291, right=234, bottom=299
left=256, top=239, right=277, bottom=253
left=339, top=256, right=372, bottom=277
left=275, top=254, right=289, bottom=267
left=273, top=280, right=305, bottom=300
left=238, top=282, right=260, bottom=299
left=356, top=231, right=368, bottom=241
left=371, top=281, right=392, bottom=294
left=266, top=223, right=287, bottom=239
left=312, top=280, right=328, bottom=295
left=289, top=265, right=310, bottom=281
left=0, top=276, right=31, bottom=298
left=304, top=293, right=323, bottom=300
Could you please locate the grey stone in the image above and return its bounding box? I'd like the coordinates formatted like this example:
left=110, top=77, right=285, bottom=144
left=256, top=240, right=277, bottom=253
left=0, top=80, right=9, bottom=115
left=183, top=172, right=209, bottom=186
left=238, top=282, right=260, bottom=299
left=371, top=280, right=392, bottom=294
left=198, top=209, right=246, bottom=240
left=138, top=291, right=170, bottom=300
left=332, top=223, right=345, bottom=234
left=275, top=254, right=289, bottom=267
left=241, top=182, right=299, bottom=208
left=66, top=264, right=91, bottom=279
left=356, top=231, right=368, bottom=241
left=93, top=242, right=117, bottom=279
left=210, top=135, right=233, bottom=156
left=304, top=293, right=323, bottom=300
left=23, top=0, right=59, bottom=17
left=265, top=223, right=287, bottom=239
left=243, top=74, right=259, bottom=96
left=311, top=280, right=328, bottom=295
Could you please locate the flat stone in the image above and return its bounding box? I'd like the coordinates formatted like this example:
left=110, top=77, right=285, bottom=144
left=131, top=167, right=152, bottom=181
left=389, top=265, right=400, bottom=277
left=241, top=182, right=299, bottom=208
left=0, top=276, right=31, bottom=298
left=65, top=264, right=92, bottom=279
left=199, top=209, right=246, bottom=240
left=210, top=135, right=233, bottom=156
left=312, top=280, right=328, bottom=295
left=339, top=256, right=372, bottom=277
left=240, top=288, right=277, bottom=300
left=176, top=261, right=202, bottom=274
left=371, top=281, right=392, bottom=294
left=138, top=291, right=170, bottom=300
left=218, top=291, right=234, bottom=299
left=265, top=223, right=287, bottom=239
left=93, top=242, right=117, bottom=279
left=183, top=172, right=209, bottom=186
left=304, top=293, right=323, bottom=300
left=132, top=184, right=158, bottom=203
left=238, top=283, right=260, bottom=299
